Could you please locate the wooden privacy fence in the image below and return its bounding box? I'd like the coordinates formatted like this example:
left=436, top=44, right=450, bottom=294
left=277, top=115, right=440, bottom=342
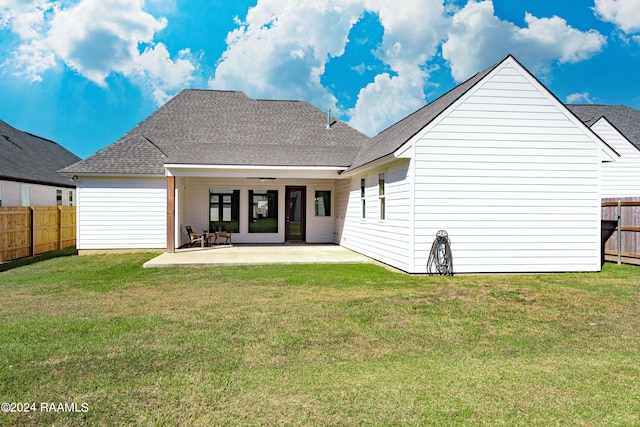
left=0, top=206, right=76, bottom=262
left=602, top=198, right=640, bottom=265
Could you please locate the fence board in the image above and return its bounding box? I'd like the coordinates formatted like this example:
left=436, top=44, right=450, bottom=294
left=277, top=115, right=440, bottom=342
left=602, top=198, right=640, bottom=265
left=0, top=206, right=76, bottom=262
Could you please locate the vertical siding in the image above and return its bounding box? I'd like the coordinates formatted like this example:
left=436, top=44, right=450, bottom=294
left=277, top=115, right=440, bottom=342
left=593, top=119, right=640, bottom=198
left=77, top=177, right=167, bottom=249
left=413, top=63, right=601, bottom=273
left=339, top=159, right=413, bottom=271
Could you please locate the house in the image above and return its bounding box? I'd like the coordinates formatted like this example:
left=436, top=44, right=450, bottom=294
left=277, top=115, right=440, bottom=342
left=567, top=105, right=640, bottom=198
left=0, top=119, right=80, bottom=207
left=62, top=55, right=615, bottom=273
left=61, top=91, right=370, bottom=250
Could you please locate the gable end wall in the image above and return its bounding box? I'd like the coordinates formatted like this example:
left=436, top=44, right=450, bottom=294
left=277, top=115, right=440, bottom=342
left=412, top=62, right=602, bottom=273
left=592, top=119, right=640, bottom=198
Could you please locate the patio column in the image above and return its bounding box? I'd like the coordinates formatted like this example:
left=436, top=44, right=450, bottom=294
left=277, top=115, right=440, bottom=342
left=167, top=175, right=175, bottom=253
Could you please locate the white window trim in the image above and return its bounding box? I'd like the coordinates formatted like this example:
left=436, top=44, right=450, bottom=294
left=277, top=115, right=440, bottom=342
left=360, top=177, right=366, bottom=221
left=378, top=171, right=386, bottom=221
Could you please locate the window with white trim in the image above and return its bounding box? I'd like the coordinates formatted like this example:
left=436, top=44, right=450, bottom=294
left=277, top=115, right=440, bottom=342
left=378, top=172, right=386, bottom=220
left=360, top=178, right=366, bottom=219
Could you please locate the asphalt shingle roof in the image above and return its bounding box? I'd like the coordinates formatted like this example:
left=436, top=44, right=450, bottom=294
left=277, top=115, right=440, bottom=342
left=0, top=120, right=80, bottom=187
left=63, top=90, right=370, bottom=175
left=567, top=104, right=640, bottom=150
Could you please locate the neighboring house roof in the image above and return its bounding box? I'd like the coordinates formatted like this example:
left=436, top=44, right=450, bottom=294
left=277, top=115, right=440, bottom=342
left=62, top=90, right=370, bottom=175
left=567, top=105, right=640, bottom=150
left=0, top=119, right=80, bottom=187
left=347, top=57, right=502, bottom=172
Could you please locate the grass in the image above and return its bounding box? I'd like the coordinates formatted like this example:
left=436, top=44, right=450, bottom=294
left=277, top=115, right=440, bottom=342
left=0, top=253, right=639, bottom=426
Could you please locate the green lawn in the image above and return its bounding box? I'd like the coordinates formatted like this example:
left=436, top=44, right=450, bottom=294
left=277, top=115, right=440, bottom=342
left=1, top=253, right=639, bottom=426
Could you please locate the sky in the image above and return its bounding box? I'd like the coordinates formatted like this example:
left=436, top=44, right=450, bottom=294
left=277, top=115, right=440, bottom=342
left=1, top=0, right=639, bottom=159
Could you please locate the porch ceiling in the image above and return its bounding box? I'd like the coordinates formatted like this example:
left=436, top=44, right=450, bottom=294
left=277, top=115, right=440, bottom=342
left=165, top=164, right=346, bottom=179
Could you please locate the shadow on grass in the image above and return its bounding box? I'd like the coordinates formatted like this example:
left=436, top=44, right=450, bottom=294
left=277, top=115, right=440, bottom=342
left=0, top=247, right=78, bottom=273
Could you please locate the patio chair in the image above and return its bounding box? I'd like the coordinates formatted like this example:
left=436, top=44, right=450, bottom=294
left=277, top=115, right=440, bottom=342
left=185, top=225, right=205, bottom=247
left=214, top=225, right=232, bottom=245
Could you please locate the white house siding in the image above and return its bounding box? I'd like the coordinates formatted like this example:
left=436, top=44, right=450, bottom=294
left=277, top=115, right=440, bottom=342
left=412, top=62, right=602, bottom=273
left=333, top=179, right=350, bottom=244
left=178, top=177, right=337, bottom=246
left=0, top=180, right=75, bottom=207
left=591, top=118, right=640, bottom=198
left=76, top=177, right=166, bottom=249
left=338, top=159, right=413, bottom=271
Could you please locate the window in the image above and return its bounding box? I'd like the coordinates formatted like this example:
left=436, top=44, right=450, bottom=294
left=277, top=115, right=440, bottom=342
left=21, top=185, right=30, bottom=206
left=378, top=172, right=386, bottom=220
left=314, top=190, right=331, bottom=217
left=209, top=189, right=240, bottom=232
left=249, top=189, right=278, bottom=233
left=69, top=190, right=73, bottom=206
left=56, top=190, right=63, bottom=206
left=360, top=178, right=366, bottom=219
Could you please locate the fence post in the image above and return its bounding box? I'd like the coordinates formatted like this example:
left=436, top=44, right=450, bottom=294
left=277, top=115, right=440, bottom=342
left=617, top=200, right=621, bottom=265
left=29, top=207, right=34, bottom=257
left=58, top=206, right=62, bottom=250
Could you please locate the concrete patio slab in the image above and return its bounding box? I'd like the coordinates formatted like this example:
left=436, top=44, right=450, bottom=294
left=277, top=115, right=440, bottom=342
left=143, top=244, right=375, bottom=268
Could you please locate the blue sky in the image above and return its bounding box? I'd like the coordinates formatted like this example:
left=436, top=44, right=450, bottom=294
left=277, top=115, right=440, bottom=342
left=1, top=0, right=639, bottom=159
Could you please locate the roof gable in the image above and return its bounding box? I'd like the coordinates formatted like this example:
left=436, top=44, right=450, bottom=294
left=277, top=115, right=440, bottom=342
left=347, top=55, right=613, bottom=172
left=590, top=116, right=640, bottom=157
left=0, top=120, right=80, bottom=187
left=346, top=57, right=503, bottom=172
left=567, top=104, right=640, bottom=151
left=63, top=90, right=370, bottom=175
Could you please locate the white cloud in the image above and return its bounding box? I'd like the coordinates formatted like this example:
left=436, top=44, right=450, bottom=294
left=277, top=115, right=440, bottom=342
left=209, top=0, right=447, bottom=136
left=594, top=0, right=640, bottom=33
left=0, top=0, right=55, bottom=39
left=347, top=72, right=425, bottom=135
left=2, top=0, right=614, bottom=135
left=209, top=0, right=367, bottom=114
left=352, top=0, right=448, bottom=134
left=442, top=0, right=607, bottom=81
left=2, top=0, right=195, bottom=104
left=566, top=92, right=595, bottom=104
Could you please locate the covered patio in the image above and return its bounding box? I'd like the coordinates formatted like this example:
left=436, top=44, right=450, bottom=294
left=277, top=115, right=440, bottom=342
left=143, top=244, right=374, bottom=268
